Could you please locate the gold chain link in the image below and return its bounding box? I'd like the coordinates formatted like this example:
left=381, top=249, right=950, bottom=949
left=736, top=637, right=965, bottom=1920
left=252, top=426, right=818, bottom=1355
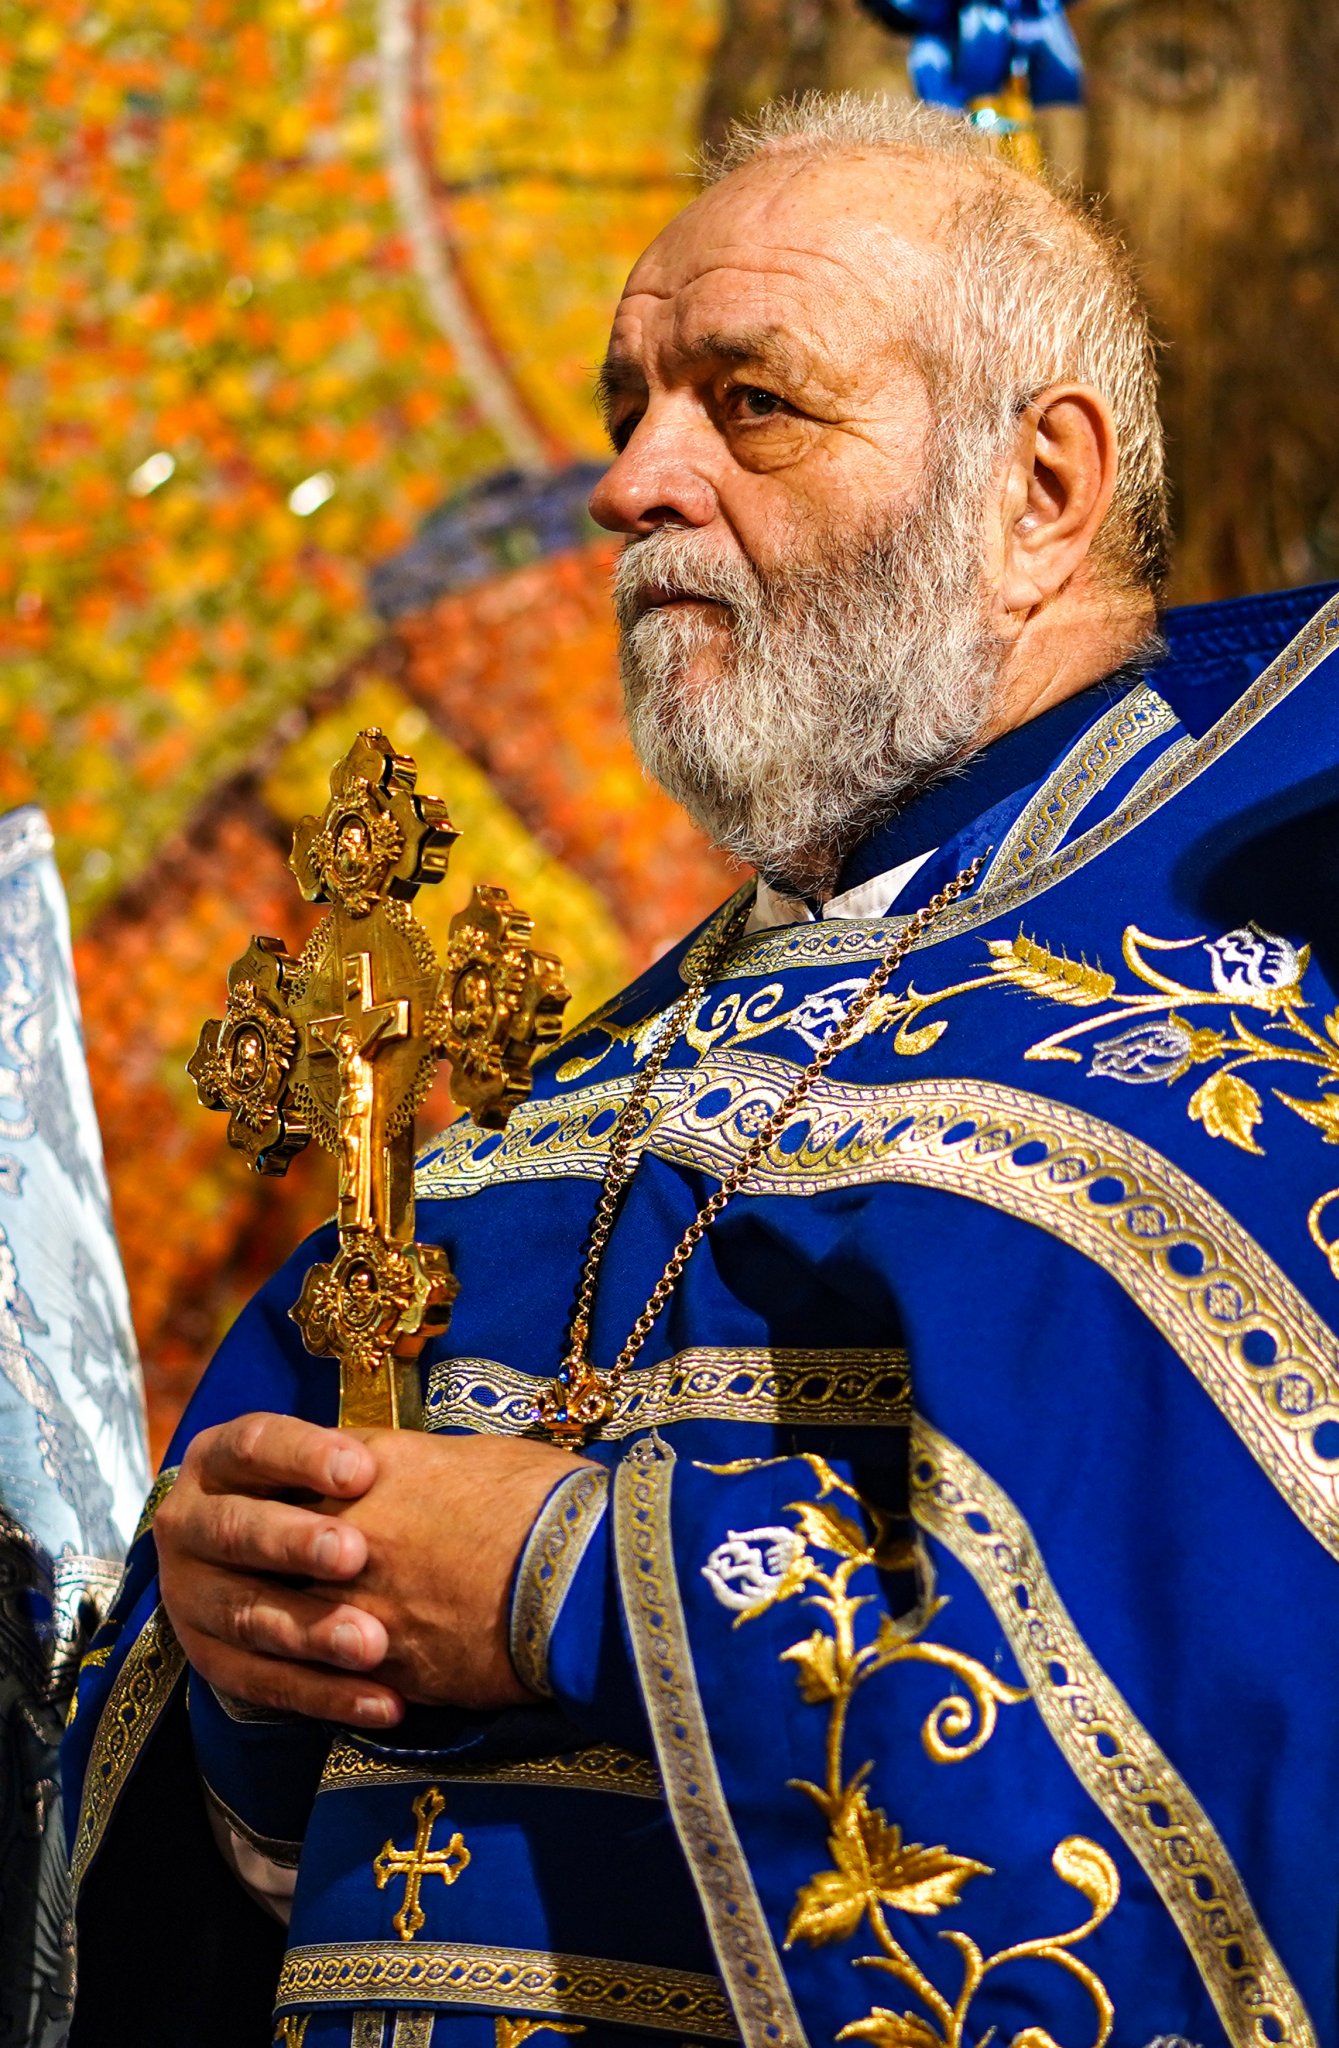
left=535, top=854, right=987, bottom=1446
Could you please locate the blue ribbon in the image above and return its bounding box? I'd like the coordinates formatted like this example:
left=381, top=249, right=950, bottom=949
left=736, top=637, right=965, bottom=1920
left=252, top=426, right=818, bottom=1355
left=857, top=0, right=1083, bottom=108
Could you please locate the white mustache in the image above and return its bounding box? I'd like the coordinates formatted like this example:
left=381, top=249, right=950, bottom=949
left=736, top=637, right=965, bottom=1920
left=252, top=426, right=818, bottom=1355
left=612, top=531, right=759, bottom=627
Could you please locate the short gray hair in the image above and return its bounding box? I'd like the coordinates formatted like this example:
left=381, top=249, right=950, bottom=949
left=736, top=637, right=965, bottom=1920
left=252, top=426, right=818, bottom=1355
left=702, top=93, right=1170, bottom=598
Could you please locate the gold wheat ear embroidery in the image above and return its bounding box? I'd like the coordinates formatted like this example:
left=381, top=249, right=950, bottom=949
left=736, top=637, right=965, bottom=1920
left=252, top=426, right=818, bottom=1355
left=709, top=1453, right=1117, bottom=2044
left=988, top=932, right=1117, bottom=1005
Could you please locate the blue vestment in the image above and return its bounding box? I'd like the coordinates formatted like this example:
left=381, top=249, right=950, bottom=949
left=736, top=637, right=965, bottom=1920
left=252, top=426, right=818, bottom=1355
left=64, top=583, right=1339, bottom=2048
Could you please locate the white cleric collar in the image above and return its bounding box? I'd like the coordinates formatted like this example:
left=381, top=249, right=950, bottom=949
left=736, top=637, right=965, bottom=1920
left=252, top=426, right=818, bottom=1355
left=746, top=847, right=938, bottom=935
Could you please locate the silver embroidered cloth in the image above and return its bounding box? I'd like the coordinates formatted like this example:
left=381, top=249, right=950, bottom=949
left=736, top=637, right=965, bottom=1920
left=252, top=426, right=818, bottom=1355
left=0, top=807, right=147, bottom=2047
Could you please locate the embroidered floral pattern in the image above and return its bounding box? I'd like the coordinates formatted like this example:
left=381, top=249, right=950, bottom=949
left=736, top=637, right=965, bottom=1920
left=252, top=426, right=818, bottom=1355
left=708, top=1453, right=1117, bottom=2046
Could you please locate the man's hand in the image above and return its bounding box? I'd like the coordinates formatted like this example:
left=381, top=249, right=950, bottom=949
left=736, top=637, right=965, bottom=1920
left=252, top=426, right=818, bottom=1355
left=154, top=1412, right=587, bottom=1728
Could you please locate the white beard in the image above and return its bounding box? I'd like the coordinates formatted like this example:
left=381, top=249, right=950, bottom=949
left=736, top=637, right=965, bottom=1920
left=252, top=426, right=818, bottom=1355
left=615, top=472, right=1007, bottom=897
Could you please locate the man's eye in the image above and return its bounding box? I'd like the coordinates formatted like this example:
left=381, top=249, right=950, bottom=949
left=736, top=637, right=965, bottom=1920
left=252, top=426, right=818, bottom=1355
left=610, top=413, right=642, bottom=452
left=730, top=387, right=784, bottom=419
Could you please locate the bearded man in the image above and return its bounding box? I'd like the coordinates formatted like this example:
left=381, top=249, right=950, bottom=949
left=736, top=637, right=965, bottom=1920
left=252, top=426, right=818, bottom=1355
left=64, top=94, right=1339, bottom=2048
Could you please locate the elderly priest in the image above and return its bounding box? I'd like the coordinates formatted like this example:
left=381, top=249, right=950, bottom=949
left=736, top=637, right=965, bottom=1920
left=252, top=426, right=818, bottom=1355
left=65, top=94, right=1339, bottom=2048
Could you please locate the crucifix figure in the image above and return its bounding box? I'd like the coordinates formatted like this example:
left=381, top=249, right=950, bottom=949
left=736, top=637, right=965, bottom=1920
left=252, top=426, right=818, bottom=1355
left=308, top=950, right=410, bottom=1235
left=372, top=1787, right=471, bottom=1942
left=189, top=729, right=568, bottom=1429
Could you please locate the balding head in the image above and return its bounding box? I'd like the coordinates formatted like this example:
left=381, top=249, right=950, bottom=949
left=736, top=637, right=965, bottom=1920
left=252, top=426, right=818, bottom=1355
left=591, top=93, right=1166, bottom=895
left=698, top=94, right=1168, bottom=595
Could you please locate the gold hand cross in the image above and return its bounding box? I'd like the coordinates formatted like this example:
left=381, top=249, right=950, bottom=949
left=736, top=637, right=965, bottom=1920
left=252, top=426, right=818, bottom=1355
left=372, top=1787, right=471, bottom=1942
left=189, top=729, right=569, bottom=1429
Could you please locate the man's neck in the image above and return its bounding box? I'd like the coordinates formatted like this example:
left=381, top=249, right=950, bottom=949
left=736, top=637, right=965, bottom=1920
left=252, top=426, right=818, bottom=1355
left=983, top=585, right=1159, bottom=743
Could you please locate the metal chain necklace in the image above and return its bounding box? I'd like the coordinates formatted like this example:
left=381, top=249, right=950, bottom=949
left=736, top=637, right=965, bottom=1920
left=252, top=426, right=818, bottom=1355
left=535, top=853, right=987, bottom=1448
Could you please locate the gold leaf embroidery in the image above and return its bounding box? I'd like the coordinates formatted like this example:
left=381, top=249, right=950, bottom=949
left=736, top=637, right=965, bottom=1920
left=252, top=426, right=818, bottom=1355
left=838, top=2010, right=944, bottom=2048
left=987, top=934, right=1116, bottom=1005
left=786, top=1865, right=868, bottom=1948
left=788, top=1497, right=872, bottom=1562
left=780, top=1629, right=840, bottom=1703
left=1275, top=1088, right=1339, bottom=1143
left=893, top=1018, right=949, bottom=1057
left=1188, top=1070, right=1265, bottom=1154
left=834, top=1788, right=990, bottom=1918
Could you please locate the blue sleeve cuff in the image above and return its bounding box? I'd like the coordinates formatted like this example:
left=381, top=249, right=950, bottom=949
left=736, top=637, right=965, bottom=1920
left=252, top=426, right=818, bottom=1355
left=508, top=1462, right=650, bottom=1752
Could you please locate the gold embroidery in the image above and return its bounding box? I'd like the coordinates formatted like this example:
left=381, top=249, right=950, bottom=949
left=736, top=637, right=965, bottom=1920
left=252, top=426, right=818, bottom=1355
left=351, top=2016, right=386, bottom=2048
left=424, top=1347, right=910, bottom=1437
left=372, top=1789, right=471, bottom=1942
left=426, top=1053, right=1339, bottom=1558
left=614, top=1437, right=808, bottom=2048
left=274, top=1943, right=738, bottom=2037
left=130, top=1466, right=180, bottom=1548
left=322, top=1735, right=661, bottom=1799
left=618, top=1058, right=1339, bottom=1564
left=716, top=1453, right=1112, bottom=2045
left=509, top=1465, right=608, bottom=1698
left=495, top=2022, right=585, bottom=2047
left=273, top=2021, right=308, bottom=2048
left=390, top=2020, right=434, bottom=2048
left=912, top=1418, right=1316, bottom=2048
left=67, top=1639, right=114, bottom=1727
left=70, top=1604, right=185, bottom=1893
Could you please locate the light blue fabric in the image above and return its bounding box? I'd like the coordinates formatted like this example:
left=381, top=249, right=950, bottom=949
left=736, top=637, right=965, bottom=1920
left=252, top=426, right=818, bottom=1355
left=0, top=807, right=147, bottom=2048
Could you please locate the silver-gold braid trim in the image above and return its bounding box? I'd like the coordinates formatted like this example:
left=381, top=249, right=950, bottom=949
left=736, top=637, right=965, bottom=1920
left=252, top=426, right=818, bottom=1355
left=912, top=1418, right=1315, bottom=2048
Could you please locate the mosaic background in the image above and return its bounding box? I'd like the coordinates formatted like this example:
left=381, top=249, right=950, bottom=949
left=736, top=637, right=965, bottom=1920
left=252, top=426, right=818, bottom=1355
left=4, top=0, right=1337, bottom=1454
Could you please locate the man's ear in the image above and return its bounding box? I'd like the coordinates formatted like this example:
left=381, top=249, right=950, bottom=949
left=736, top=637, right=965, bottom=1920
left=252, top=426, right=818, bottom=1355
left=992, top=383, right=1119, bottom=617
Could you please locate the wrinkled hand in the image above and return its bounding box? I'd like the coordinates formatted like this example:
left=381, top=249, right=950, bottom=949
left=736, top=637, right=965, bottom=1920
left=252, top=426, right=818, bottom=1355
left=154, top=1412, right=587, bottom=1728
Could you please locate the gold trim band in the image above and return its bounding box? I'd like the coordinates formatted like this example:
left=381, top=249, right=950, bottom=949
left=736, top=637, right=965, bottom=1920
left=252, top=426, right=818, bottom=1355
left=426, top=1054, right=1339, bottom=1558
left=912, top=1418, right=1315, bottom=2048
left=131, top=1466, right=179, bottom=1549
left=70, top=1604, right=185, bottom=1893
left=321, top=1736, right=662, bottom=1800
left=274, top=1942, right=737, bottom=2038
left=614, top=1438, right=808, bottom=2048
left=985, top=682, right=1177, bottom=884
left=509, top=1466, right=608, bottom=1698
left=424, top=1347, right=910, bottom=1437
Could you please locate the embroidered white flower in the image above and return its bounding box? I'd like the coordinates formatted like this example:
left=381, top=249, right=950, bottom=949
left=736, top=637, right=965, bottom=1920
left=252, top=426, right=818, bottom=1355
left=702, top=1526, right=805, bottom=1611
left=1204, top=925, right=1302, bottom=1003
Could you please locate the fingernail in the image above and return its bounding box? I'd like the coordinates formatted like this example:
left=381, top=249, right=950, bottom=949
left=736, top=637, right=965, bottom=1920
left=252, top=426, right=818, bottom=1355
left=312, top=1529, right=341, bottom=1574
left=330, top=1622, right=362, bottom=1668
left=355, top=1694, right=394, bottom=1726
left=330, top=1446, right=361, bottom=1489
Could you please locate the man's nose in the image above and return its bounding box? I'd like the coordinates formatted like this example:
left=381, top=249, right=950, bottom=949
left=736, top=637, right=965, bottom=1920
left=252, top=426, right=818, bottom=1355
left=588, top=406, right=719, bottom=535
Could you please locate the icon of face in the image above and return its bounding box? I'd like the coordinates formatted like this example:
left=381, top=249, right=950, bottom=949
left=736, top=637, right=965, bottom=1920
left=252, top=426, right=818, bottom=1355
left=229, top=1025, right=266, bottom=1090
left=452, top=967, right=494, bottom=1038
left=344, top=1262, right=379, bottom=1327
left=333, top=813, right=371, bottom=880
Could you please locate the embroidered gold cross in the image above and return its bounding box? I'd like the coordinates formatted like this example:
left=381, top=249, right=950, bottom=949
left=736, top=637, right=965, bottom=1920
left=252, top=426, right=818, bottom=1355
left=373, top=1786, right=471, bottom=1941
left=189, top=729, right=568, bottom=1428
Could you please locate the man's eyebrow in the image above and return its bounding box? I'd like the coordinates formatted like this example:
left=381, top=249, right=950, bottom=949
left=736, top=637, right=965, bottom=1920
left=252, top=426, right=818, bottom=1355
left=594, top=353, right=644, bottom=423
left=676, top=326, right=810, bottom=380
left=595, top=325, right=811, bottom=422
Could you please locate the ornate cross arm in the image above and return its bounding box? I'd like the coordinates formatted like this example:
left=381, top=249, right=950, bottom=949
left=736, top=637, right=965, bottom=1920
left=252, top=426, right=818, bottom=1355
left=190, top=729, right=569, bottom=1428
